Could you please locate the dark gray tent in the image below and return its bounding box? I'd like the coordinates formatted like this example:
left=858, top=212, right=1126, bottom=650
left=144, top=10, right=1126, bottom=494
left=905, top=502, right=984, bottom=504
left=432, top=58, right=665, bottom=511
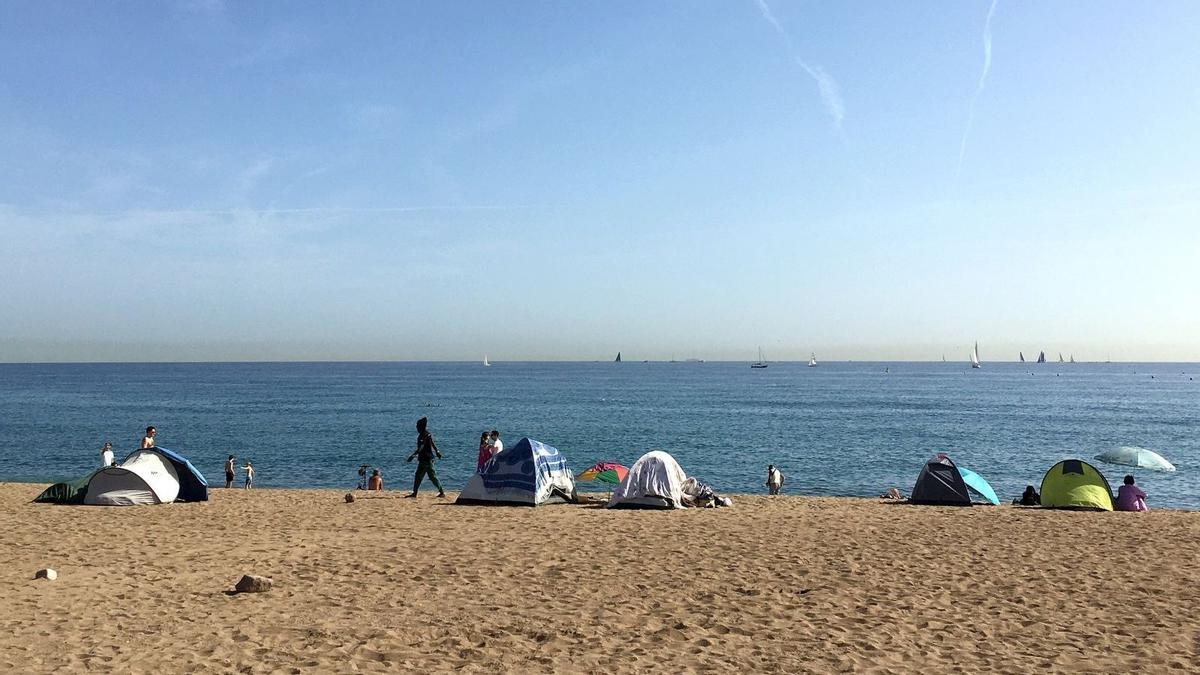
left=910, top=454, right=972, bottom=506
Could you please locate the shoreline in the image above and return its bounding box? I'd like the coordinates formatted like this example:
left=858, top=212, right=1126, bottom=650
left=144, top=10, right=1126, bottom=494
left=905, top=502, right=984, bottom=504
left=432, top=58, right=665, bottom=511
left=4, top=482, right=1197, bottom=672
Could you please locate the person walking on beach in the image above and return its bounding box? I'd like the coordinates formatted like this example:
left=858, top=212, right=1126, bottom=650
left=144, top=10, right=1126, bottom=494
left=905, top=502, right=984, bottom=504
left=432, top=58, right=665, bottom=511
left=225, top=455, right=236, bottom=488
left=406, top=417, right=445, bottom=498
left=141, top=426, right=156, bottom=449
left=476, top=431, right=493, bottom=472
left=100, top=442, right=115, bottom=468
left=242, top=461, right=255, bottom=489
left=1116, top=474, right=1148, bottom=512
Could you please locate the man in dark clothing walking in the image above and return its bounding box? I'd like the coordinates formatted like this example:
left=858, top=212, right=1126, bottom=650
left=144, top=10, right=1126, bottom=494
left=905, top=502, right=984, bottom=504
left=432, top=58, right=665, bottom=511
left=406, top=417, right=445, bottom=498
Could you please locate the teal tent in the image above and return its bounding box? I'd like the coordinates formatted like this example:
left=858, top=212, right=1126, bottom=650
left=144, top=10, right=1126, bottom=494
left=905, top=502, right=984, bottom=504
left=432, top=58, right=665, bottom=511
left=957, top=466, right=999, bottom=505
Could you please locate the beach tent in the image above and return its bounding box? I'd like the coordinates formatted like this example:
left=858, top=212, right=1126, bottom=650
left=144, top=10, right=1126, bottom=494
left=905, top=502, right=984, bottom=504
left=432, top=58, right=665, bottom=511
left=456, top=438, right=577, bottom=506
left=958, top=466, right=1000, bottom=505
left=607, top=450, right=688, bottom=509
left=1094, top=446, right=1175, bottom=472
left=33, top=470, right=100, bottom=505
left=1040, top=459, right=1114, bottom=511
left=910, top=454, right=972, bottom=506
left=81, top=446, right=208, bottom=506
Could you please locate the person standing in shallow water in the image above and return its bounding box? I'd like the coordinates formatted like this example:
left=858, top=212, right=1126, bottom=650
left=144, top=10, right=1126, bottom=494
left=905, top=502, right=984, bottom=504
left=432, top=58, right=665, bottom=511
left=406, top=417, right=445, bottom=498
left=225, top=455, right=236, bottom=488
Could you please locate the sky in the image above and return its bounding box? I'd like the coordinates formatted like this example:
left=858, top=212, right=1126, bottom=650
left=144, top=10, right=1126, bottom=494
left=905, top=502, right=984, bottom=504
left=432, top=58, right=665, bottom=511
left=1, top=1, right=1198, bottom=362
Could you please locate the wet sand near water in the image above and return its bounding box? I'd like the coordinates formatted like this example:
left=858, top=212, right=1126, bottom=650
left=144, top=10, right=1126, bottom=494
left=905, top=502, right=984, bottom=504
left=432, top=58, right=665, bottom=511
left=1, top=483, right=1198, bottom=673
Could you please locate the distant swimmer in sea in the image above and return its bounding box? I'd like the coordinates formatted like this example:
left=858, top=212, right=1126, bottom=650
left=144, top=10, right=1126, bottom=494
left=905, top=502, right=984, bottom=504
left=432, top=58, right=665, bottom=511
left=368, top=468, right=383, bottom=491
left=406, top=417, right=445, bottom=499
left=141, top=426, right=156, bottom=449
left=1013, top=485, right=1040, bottom=506
left=225, top=455, right=236, bottom=488
left=101, top=441, right=114, bottom=468
left=765, top=465, right=784, bottom=495
left=1116, top=474, right=1148, bottom=512
left=242, top=461, right=255, bottom=489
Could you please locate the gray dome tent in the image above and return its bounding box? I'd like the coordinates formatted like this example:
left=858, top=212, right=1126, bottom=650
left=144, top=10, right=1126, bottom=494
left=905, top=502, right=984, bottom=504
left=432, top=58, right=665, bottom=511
left=910, top=454, right=972, bottom=506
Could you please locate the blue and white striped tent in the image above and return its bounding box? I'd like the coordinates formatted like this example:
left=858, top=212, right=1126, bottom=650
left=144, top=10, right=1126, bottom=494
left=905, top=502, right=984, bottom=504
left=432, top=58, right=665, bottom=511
left=456, top=437, right=577, bottom=506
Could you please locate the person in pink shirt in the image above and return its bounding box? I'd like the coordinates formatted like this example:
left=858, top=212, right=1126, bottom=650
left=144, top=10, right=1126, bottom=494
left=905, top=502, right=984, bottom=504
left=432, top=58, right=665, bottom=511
left=475, top=431, right=493, bottom=473
left=1116, top=474, right=1149, bottom=512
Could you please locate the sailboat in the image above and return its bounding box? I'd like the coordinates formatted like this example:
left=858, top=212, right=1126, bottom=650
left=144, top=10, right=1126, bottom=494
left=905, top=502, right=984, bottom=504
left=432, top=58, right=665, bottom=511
left=1037, top=351, right=1046, bottom=363
left=1019, top=352, right=1025, bottom=363
left=970, top=342, right=982, bottom=369
left=751, top=347, right=768, bottom=369
left=1069, top=354, right=1075, bottom=364
left=614, top=352, right=622, bottom=363
left=483, top=355, right=491, bottom=367
left=808, top=353, right=817, bottom=367
left=1058, top=353, right=1065, bottom=363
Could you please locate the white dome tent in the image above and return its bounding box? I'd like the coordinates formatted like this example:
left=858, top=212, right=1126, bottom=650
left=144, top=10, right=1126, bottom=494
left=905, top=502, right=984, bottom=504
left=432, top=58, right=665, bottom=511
left=607, top=450, right=688, bottom=509
left=84, top=449, right=181, bottom=506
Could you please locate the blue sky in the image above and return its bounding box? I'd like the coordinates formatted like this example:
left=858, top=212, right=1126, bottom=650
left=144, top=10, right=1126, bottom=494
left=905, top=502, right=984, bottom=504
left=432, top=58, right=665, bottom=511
left=1, top=1, right=1197, bottom=361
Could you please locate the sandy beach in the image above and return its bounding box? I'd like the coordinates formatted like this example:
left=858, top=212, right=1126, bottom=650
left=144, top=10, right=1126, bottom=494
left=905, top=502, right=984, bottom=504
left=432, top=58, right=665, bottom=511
left=2, top=483, right=1197, bottom=673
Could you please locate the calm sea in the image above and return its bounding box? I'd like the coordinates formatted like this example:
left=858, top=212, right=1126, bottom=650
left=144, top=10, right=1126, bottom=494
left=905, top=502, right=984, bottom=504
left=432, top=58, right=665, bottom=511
left=1, top=361, right=1197, bottom=507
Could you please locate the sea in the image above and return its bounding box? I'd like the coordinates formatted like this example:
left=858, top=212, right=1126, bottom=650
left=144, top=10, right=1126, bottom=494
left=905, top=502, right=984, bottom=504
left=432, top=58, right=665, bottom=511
left=1, top=361, right=1197, bottom=508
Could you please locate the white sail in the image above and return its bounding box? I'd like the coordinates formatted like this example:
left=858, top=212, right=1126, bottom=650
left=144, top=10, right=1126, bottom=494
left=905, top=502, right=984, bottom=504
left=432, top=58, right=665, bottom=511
left=970, top=342, right=981, bottom=368
left=808, top=353, right=817, bottom=367
left=483, top=355, right=490, bottom=366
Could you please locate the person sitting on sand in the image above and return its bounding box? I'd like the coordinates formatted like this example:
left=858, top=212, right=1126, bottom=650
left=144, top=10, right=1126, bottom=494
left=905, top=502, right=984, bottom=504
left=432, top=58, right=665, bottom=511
left=242, top=461, right=255, bottom=489
left=406, top=417, right=445, bottom=498
left=765, top=464, right=784, bottom=495
left=225, top=455, right=236, bottom=489
left=1116, top=474, right=1148, bottom=512
left=476, top=431, right=493, bottom=472
left=368, top=468, right=383, bottom=491
left=880, top=487, right=904, bottom=500
left=101, top=441, right=115, bottom=468
left=1013, top=485, right=1040, bottom=506
left=141, top=426, right=156, bottom=449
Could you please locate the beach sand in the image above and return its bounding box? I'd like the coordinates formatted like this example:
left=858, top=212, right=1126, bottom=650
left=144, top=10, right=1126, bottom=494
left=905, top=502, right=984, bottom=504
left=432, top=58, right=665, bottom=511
left=2, top=483, right=1197, bottom=673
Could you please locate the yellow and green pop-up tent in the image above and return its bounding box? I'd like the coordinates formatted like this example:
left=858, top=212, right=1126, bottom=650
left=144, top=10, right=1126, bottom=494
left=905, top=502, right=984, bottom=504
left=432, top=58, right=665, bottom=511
left=1040, top=459, right=1114, bottom=511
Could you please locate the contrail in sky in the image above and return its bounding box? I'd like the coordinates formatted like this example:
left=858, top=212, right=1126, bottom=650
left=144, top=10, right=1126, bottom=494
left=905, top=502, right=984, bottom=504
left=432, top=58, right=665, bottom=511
left=754, top=0, right=845, bottom=130
left=957, top=0, right=1000, bottom=173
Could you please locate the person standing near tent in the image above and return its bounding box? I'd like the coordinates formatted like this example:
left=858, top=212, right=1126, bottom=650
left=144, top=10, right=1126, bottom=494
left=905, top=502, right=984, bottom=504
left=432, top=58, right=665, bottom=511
left=242, top=461, right=255, bottom=489
left=225, top=455, right=236, bottom=489
left=476, top=431, right=493, bottom=472
left=406, top=417, right=445, bottom=498
left=141, top=426, right=156, bottom=449
left=100, top=442, right=115, bottom=468
left=1116, top=475, right=1149, bottom=512
left=490, top=429, right=503, bottom=456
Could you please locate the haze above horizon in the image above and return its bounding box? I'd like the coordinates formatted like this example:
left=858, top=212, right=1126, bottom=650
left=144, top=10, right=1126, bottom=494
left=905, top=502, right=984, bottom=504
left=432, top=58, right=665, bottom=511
left=2, top=1, right=1198, bottom=362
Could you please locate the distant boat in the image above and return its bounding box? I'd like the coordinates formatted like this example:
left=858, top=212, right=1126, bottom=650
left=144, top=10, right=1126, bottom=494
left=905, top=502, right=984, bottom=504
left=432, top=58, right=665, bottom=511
left=1069, top=354, right=1075, bottom=364
left=808, top=353, right=817, bottom=367
left=941, top=354, right=946, bottom=362
left=970, top=342, right=982, bottom=369
left=751, top=347, right=768, bottom=369
left=483, top=355, right=491, bottom=367
left=1019, top=352, right=1025, bottom=363
left=1037, top=351, right=1046, bottom=363
left=1058, top=352, right=1065, bottom=363
left=614, top=352, right=622, bottom=363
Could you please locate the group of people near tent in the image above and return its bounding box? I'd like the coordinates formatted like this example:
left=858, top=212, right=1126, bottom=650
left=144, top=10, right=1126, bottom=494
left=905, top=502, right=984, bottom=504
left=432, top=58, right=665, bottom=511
left=903, top=454, right=1152, bottom=512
